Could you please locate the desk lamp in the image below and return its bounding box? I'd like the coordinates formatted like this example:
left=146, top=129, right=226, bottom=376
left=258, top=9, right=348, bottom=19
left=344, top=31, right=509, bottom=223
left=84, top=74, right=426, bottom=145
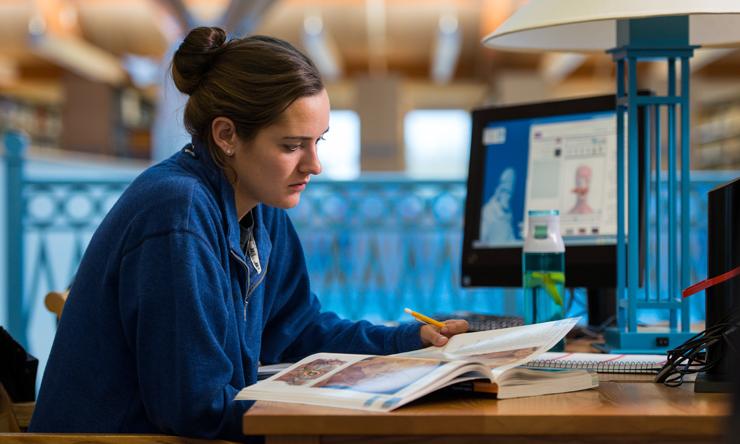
left=483, top=1, right=740, bottom=353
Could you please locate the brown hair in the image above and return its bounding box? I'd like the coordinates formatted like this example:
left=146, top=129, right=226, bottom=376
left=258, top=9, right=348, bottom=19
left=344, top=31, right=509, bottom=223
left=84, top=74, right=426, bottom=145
left=171, top=27, right=324, bottom=174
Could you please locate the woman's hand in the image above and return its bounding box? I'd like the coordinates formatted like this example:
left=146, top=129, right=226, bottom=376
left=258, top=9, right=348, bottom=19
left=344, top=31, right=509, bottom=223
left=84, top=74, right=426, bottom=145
left=420, top=319, right=469, bottom=347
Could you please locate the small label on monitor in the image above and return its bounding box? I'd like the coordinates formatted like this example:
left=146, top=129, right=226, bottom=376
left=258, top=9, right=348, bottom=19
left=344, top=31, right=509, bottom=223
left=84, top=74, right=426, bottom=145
left=483, top=127, right=506, bottom=145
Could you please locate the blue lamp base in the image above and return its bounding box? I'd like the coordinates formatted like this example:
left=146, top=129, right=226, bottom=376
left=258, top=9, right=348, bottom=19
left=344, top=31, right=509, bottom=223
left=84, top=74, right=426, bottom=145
left=607, top=16, right=695, bottom=355
left=594, top=328, right=695, bottom=354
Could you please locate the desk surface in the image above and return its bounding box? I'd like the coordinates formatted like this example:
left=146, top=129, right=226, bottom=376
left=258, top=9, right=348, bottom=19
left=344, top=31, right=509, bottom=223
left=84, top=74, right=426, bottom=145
left=243, top=380, right=729, bottom=444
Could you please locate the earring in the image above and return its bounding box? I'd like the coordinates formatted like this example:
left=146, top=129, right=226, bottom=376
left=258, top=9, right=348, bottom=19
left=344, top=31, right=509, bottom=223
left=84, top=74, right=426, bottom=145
left=226, top=150, right=234, bottom=156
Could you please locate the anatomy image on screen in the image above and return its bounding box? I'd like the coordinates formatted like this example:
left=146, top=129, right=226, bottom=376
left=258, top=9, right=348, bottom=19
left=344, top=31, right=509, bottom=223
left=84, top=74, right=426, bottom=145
left=480, top=167, right=517, bottom=244
left=568, top=164, right=594, bottom=215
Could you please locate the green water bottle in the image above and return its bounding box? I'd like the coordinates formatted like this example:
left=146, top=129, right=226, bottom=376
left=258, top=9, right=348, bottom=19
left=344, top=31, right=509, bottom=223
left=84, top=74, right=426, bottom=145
left=523, top=210, right=566, bottom=339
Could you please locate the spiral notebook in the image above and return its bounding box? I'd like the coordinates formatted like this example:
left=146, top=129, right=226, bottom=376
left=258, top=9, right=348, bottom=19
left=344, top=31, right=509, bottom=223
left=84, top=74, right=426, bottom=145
left=525, top=352, right=667, bottom=374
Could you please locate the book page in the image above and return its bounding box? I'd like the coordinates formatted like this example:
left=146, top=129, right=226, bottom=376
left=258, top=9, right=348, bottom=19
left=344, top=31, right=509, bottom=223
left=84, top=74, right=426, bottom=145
left=396, top=318, right=579, bottom=374
left=236, top=353, right=491, bottom=412
left=492, top=367, right=600, bottom=399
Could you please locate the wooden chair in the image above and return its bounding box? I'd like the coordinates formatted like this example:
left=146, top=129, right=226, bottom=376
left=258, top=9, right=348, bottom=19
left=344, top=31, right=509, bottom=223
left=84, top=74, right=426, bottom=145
left=44, top=290, right=69, bottom=320
left=9, top=402, right=33, bottom=432
left=0, top=434, right=241, bottom=443
left=0, top=383, right=20, bottom=433
left=0, top=291, right=67, bottom=434
left=0, top=291, right=241, bottom=443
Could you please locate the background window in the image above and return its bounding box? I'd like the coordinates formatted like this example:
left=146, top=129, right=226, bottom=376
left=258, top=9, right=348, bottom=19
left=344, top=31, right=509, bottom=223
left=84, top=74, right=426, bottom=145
left=404, top=109, right=472, bottom=178
left=319, top=110, right=361, bottom=180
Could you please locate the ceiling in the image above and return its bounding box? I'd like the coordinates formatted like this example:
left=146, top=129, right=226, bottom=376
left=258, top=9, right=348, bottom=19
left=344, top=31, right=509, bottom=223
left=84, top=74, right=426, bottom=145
left=0, top=0, right=565, bottom=94
left=1, top=0, right=740, bottom=104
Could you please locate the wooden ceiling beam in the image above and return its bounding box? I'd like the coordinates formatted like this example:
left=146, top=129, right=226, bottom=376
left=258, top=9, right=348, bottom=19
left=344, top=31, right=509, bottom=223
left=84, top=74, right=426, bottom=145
left=28, top=0, right=127, bottom=85
left=648, top=48, right=739, bottom=80
left=366, top=0, right=387, bottom=75
left=476, top=0, right=519, bottom=79
left=0, top=55, right=19, bottom=87
left=539, top=52, right=587, bottom=84
left=478, top=0, right=515, bottom=43
left=31, top=34, right=127, bottom=85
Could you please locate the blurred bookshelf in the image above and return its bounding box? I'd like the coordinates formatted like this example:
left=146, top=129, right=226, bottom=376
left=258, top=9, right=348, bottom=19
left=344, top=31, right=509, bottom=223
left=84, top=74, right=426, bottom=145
left=119, top=87, right=154, bottom=160
left=1, top=77, right=154, bottom=160
left=694, top=97, right=740, bottom=170
left=0, top=94, right=62, bottom=150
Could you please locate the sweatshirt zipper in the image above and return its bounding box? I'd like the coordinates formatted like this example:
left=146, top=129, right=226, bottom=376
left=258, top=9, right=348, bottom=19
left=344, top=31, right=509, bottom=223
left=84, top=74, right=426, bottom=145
left=230, top=249, right=251, bottom=321
left=247, top=262, right=268, bottom=296
left=229, top=249, right=269, bottom=320
left=242, top=227, right=269, bottom=298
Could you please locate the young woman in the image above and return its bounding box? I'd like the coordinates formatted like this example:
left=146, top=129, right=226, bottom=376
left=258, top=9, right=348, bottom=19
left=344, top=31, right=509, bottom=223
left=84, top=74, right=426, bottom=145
left=30, top=27, right=467, bottom=441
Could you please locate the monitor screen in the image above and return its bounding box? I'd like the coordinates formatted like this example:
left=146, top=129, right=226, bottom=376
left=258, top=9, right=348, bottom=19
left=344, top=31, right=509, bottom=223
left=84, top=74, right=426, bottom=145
left=462, top=94, right=641, bottom=288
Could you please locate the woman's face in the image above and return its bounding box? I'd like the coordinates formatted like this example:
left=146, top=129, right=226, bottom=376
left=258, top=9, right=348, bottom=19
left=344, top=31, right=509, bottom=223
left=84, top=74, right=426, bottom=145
left=230, top=89, right=329, bottom=214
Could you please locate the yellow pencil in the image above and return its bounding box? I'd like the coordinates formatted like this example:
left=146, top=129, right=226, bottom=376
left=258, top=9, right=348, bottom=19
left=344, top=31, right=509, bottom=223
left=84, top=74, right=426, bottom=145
left=404, top=307, right=445, bottom=328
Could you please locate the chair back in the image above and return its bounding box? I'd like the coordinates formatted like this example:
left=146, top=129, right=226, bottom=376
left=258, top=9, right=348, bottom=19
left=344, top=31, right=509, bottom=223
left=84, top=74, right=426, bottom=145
left=0, top=384, right=20, bottom=433
left=44, top=291, right=69, bottom=320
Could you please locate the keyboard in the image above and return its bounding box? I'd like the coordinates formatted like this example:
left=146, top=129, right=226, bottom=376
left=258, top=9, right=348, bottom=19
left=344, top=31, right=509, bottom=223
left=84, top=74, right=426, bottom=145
left=433, top=311, right=525, bottom=332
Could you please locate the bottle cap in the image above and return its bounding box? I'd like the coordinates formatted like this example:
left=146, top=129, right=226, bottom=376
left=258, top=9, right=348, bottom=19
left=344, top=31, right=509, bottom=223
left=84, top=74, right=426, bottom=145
left=523, top=208, right=564, bottom=253
left=528, top=209, right=559, bottom=217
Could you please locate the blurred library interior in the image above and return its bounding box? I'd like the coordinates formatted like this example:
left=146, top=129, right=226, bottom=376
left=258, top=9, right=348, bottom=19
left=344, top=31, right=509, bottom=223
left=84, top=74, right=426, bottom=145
left=1, top=0, right=740, bottom=385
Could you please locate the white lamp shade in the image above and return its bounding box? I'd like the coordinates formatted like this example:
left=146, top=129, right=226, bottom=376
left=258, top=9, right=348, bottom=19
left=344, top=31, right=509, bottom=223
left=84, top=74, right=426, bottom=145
left=483, top=0, right=740, bottom=52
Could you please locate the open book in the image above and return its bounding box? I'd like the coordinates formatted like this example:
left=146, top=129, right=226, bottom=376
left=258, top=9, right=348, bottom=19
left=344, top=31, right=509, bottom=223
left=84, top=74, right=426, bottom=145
left=235, top=318, right=598, bottom=412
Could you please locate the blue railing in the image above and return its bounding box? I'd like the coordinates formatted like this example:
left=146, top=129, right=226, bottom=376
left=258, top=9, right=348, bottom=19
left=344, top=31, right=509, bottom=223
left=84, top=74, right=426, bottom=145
left=4, top=132, right=133, bottom=348
left=3, top=130, right=737, bottom=354
left=288, top=178, right=526, bottom=323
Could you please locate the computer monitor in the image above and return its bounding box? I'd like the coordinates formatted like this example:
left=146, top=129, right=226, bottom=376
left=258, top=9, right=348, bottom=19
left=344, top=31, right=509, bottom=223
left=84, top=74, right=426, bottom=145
left=461, top=94, right=644, bottom=318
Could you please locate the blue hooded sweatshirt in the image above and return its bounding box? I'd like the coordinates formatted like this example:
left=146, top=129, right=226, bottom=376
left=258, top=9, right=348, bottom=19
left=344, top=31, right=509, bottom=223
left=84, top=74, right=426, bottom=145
left=30, top=138, right=423, bottom=441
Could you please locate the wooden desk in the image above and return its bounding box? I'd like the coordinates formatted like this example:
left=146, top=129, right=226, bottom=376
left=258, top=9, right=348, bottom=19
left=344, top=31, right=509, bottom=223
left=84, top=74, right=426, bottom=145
left=243, top=381, right=729, bottom=444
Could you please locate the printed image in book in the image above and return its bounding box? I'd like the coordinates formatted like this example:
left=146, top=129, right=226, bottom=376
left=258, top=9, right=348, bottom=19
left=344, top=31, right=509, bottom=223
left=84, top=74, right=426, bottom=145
left=313, top=356, right=443, bottom=395
left=466, top=347, right=538, bottom=366
left=235, top=318, right=599, bottom=412
left=275, top=358, right=347, bottom=385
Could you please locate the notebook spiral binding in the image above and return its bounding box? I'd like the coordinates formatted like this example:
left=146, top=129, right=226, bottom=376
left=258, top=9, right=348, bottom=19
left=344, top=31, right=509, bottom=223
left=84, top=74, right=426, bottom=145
left=526, top=360, right=661, bottom=374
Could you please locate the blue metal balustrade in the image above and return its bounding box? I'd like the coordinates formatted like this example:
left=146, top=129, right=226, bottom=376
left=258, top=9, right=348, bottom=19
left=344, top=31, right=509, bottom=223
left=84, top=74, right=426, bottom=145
left=287, top=177, right=518, bottom=323
left=4, top=132, right=133, bottom=348
left=2, top=130, right=735, bottom=357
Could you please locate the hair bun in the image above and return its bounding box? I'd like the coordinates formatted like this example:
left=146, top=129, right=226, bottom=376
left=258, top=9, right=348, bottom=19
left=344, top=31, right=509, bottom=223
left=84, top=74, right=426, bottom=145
left=172, top=27, right=228, bottom=95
